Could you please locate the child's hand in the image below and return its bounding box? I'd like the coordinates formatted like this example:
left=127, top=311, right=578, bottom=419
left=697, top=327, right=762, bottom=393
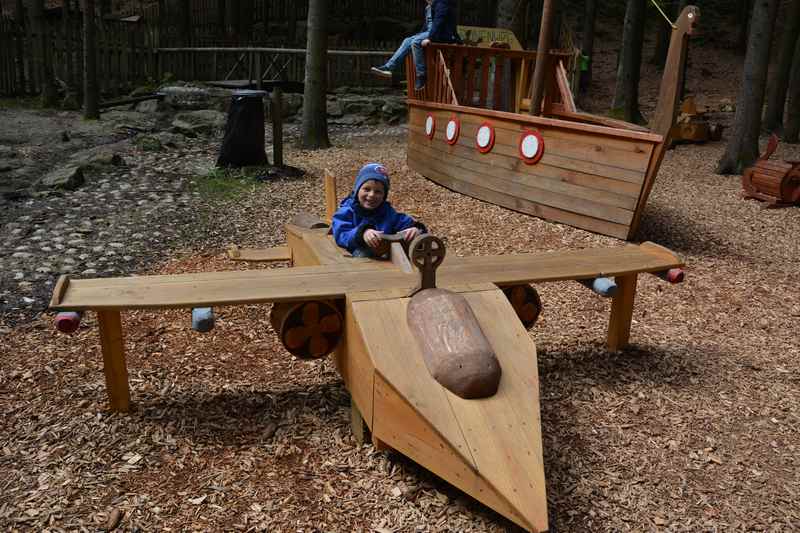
left=400, top=227, right=420, bottom=243
left=364, top=229, right=384, bottom=249
left=421, top=38, right=431, bottom=47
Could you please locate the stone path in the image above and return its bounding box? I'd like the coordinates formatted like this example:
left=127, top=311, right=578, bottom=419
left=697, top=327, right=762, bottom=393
left=0, top=135, right=217, bottom=326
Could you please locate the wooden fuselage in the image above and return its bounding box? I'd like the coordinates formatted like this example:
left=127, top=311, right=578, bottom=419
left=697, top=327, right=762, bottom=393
left=285, top=224, right=549, bottom=532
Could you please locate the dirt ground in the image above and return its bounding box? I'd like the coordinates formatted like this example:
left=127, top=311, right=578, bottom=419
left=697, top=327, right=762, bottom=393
left=2, top=23, right=800, bottom=533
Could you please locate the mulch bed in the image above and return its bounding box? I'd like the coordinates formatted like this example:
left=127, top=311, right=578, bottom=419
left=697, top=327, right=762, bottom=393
left=1, top=128, right=799, bottom=532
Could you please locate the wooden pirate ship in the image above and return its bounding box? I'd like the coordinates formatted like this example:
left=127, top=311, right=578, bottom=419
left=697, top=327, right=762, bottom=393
left=50, top=175, right=687, bottom=532
left=406, top=6, right=700, bottom=240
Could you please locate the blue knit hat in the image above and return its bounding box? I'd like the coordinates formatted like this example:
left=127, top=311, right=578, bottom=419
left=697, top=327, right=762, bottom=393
left=353, top=163, right=390, bottom=200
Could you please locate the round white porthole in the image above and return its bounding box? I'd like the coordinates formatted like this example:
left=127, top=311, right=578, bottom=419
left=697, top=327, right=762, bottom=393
left=425, top=114, right=435, bottom=139
left=476, top=122, right=495, bottom=153
left=519, top=130, right=545, bottom=164
left=445, top=117, right=460, bottom=145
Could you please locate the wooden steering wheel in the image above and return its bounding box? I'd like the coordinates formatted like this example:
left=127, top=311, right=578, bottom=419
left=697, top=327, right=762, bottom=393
left=409, top=234, right=446, bottom=290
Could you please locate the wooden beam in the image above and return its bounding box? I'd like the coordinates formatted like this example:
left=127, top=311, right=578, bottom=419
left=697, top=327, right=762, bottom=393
left=606, top=273, right=638, bottom=352
left=324, top=168, right=337, bottom=223
left=97, top=310, right=130, bottom=412
left=529, top=0, right=555, bottom=116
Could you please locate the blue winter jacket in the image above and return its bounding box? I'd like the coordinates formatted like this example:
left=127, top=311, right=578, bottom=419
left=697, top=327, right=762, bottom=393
left=332, top=197, right=422, bottom=253
left=428, top=0, right=460, bottom=43
left=331, top=165, right=425, bottom=253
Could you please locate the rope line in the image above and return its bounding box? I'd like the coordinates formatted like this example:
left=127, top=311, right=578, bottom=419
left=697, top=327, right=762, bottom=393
left=650, top=0, right=677, bottom=29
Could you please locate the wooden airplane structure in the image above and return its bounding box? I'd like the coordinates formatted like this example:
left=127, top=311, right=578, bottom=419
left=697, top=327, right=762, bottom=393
left=50, top=177, right=686, bottom=532
left=405, top=6, right=699, bottom=240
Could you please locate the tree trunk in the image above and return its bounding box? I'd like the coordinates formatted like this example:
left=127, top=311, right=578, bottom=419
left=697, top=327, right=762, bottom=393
left=717, top=0, right=780, bottom=174
left=495, top=0, right=526, bottom=43
left=579, top=0, right=596, bottom=92
left=763, top=0, right=800, bottom=132
left=216, top=0, right=226, bottom=42
left=784, top=34, right=800, bottom=142
left=180, top=0, right=191, bottom=45
left=287, top=1, right=297, bottom=46
left=737, top=0, right=752, bottom=54
left=14, top=0, right=26, bottom=93
left=32, top=0, right=57, bottom=106
left=63, top=0, right=74, bottom=91
left=301, top=0, right=331, bottom=150
left=83, top=0, right=100, bottom=119
left=611, top=0, right=646, bottom=124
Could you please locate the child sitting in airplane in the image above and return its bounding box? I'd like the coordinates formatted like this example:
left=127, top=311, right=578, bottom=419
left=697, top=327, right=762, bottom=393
left=332, top=163, right=427, bottom=258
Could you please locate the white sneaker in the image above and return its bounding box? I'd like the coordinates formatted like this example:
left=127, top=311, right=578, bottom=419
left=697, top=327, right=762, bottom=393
left=371, top=66, right=392, bottom=78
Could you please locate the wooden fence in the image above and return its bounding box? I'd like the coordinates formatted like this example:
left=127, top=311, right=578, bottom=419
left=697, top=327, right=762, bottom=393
left=0, top=0, right=499, bottom=97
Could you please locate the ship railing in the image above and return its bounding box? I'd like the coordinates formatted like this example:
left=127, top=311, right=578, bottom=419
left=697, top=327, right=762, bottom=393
left=406, top=43, right=576, bottom=115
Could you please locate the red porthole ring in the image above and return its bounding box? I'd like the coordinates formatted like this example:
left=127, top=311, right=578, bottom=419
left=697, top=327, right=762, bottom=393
left=445, top=116, right=461, bottom=145
left=475, top=122, right=495, bottom=153
left=425, top=114, right=436, bottom=140
left=519, top=129, right=545, bottom=165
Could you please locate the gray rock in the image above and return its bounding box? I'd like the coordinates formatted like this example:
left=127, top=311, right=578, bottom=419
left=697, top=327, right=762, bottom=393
left=0, top=145, right=18, bottom=158
left=171, top=110, right=225, bottom=136
left=342, top=98, right=379, bottom=116
left=0, top=159, right=24, bottom=172
left=327, top=99, right=344, bottom=118
left=38, top=165, right=85, bottom=191
left=69, top=147, right=126, bottom=168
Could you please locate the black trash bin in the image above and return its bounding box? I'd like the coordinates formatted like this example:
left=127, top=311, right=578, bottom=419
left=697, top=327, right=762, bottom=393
left=216, top=89, right=269, bottom=168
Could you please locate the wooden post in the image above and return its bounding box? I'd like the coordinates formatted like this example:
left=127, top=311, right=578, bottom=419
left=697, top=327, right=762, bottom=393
left=324, top=168, right=337, bottom=222
left=97, top=310, right=130, bottom=411
left=350, top=398, right=366, bottom=445
left=255, top=51, right=262, bottom=89
left=606, top=273, right=637, bottom=352
left=529, top=0, right=554, bottom=116
left=271, top=86, right=283, bottom=166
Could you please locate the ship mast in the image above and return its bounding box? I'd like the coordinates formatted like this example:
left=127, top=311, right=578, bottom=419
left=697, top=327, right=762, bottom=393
left=529, top=0, right=555, bottom=116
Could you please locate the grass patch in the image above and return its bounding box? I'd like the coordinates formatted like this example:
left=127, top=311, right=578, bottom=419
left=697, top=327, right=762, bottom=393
left=192, top=165, right=268, bottom=201
left=0, top=96, right=44, bottom=110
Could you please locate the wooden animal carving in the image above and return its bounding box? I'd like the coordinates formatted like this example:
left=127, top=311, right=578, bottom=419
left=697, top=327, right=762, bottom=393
left=742, top=134, right=800, bottom=207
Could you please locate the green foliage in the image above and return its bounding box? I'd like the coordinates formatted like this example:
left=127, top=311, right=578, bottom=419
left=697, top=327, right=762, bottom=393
left=192, top=165, right=267, bottom=201
left=0, top=97, right=44, bottom=110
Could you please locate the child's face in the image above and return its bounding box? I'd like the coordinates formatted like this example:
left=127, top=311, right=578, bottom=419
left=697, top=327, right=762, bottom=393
left=357, top=179, right=386, bottom=210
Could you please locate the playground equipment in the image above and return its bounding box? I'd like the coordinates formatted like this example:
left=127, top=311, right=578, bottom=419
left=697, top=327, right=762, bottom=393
left=405, top=6, right=699, bottom=240
left=668, top=95, right=724, bottom=146
left=742, top=134, right=800, bottom=207
left=50, top=175, right=686, bottom=532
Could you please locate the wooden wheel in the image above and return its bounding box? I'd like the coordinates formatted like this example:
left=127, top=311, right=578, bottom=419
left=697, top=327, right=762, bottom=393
left=270, top=300, right=343, bottom=359
left=502, top=284, right=542, bottom=330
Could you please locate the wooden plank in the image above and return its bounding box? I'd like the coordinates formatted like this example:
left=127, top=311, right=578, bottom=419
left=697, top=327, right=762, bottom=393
left=51, top=265, right=416, bottom=311
left=555, top=60, right=576, bottom=113
left=409, top=107, right=655, bottom=175
left=351, top=298, right=476, bottom=469
left=334, top=295, right=376, bottom=429
left=409, top=130, right=640, bottom=207
left=409, top=128, right=642, bottom=198
left=478, top=51, right=490, bottom=108
left=408, top=146, right=635, bottom=227
left=407, top=100, right=663, bottom=144
left=97, top=310, right=130, bottom=412
left=226, top=245, right=292, bottom=262
left=438, top=245, right=682, bottom=287
left=607, top=273, right=638, bottom=351
left=389, top=242, right=413, bottom=274
left=372, top=373, right=537, bottom=532
left=449, top=289, right=548, bottom=533
left=408, top=150, right=631, bottom=239
left=492, top=56, right=504, bottom=111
